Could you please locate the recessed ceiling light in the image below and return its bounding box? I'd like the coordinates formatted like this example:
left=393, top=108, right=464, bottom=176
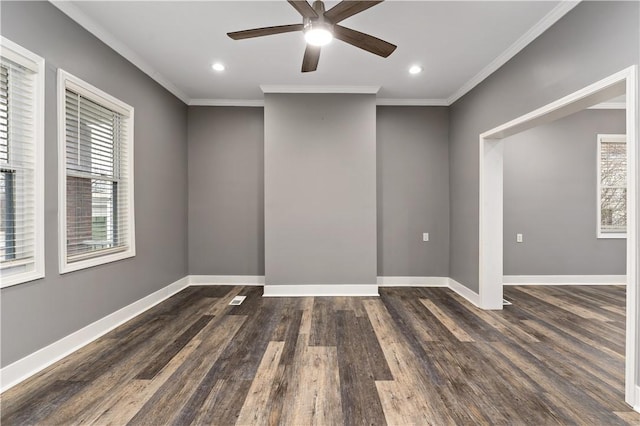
left=409, top=65, right=422, bottom=75
left=212, top=63, right=225, bottom=72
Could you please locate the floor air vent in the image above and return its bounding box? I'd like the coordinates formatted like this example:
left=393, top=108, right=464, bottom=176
left=229, top=296, right=247, bottom=306
left=503, top=298, right=512, bottom=306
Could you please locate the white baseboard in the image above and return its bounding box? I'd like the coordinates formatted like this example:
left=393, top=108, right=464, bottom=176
left=635, top=385, right=640, bottom=413
left=377, top=276, right=449, bottom=287
left=188, top=275, right=265, bottom=285
left=190, top=275, right=449, bottom=288
left=503, top=275, right=627, bottom=285
left=447, top=278, right=481, bottom=307
left=263, top=284, right=378, bottom=297
left=0, top=276, right=190, bottom=393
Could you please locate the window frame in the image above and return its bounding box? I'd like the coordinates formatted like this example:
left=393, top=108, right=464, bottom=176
left=0, top=37, right=45, bottom=288
left=57, top=69, right=135, bottom=273
left=597, top=133, right=627, bottom=239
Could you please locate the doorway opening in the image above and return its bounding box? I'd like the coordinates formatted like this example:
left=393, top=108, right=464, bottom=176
left=478, top=66, right=638, bottom=408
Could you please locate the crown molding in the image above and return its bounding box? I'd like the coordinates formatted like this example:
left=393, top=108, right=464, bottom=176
left=189, top=99, right=265, bottom=107
left=49, top=0, right=190, bottom=104
left=376, top=98, right=448, bottom=106
left=261, top=85, right=380, bottom=94
left=188, top=97, right=450, bottom=107
left=446, top=0, right=581, bottom=105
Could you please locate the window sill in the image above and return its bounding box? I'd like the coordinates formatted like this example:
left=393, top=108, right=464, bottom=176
left=0, top=268, right=44, bottom=288
left=597, top=233, right=627, bottom=239
left=60, top=247, right=135, bottom=274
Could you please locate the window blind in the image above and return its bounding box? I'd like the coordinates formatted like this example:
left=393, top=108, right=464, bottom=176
left=64, top=89, right=130, bottom=261
left=600, top=138, right=626, bottom=234
left=0, top=58, right=37, bottom=271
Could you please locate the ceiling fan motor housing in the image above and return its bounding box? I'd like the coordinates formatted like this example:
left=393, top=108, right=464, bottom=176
left=304, top=1, right=333, bottom=35
left=312, top=0, right=326, bottom=14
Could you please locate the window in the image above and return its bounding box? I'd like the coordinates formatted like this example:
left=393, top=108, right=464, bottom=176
left=597, top=134, right=627, bottom=238
left=0, top=38, right=45, bottom=288
left=58, top=70, right=134, bottom=273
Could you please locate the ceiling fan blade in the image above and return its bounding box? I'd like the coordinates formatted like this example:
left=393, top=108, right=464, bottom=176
left=302, top=45, right=321, bottom=72
left=287, top=0, right=318, bottom=19
left=333, top=25, right=396, bottom=58
left=227, top=24, right=304, bottom=40
left=324, top=1, right=383, bottom=24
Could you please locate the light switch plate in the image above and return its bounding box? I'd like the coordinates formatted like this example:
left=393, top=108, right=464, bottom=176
left=516, top=233, right=523, bottom=243
left=423, top=232, right=429, bottom=242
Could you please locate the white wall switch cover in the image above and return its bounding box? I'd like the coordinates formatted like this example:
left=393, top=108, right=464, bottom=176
left=516, top=233, right=523, bottom=243
left=423, top=232, right=429, bottom=242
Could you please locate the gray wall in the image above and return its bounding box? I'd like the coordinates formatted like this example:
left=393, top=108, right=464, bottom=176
left=264, top=94, right=377, bottom=285
left=449, top=1, right=639, bottom=292
left=188, top=107, right=264, bottom=275
left=377, top=107, right=450, bottom=277
left=0, top=1, right=188, bottom=367
left=187, top=106, right=451, bottom=279
left=504, top=109, right=626, bottom=275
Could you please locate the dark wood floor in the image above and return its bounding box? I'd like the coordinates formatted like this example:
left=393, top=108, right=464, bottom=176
left=1, top=285, right=638, bottom=425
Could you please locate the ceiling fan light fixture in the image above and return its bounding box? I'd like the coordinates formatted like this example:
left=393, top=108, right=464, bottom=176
left=304, top=23, right=333, bottom=46
left=409, top=65, right=423, bottom=75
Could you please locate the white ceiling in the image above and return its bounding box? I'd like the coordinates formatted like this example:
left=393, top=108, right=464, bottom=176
left=52, top=1, right=579, bottom=105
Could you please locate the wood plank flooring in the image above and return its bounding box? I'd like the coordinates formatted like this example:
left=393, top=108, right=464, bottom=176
left=2, top=285, right=638, bottom=425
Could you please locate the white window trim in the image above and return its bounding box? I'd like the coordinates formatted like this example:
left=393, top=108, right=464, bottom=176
left=0, top=37, right=45, bottom=288
left=57, top=70, right=135, bottom=274
left=597, top=133, right=627, bottom=239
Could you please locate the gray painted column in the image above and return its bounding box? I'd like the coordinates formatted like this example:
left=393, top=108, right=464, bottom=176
left=264, top=93, right=377, bottom=286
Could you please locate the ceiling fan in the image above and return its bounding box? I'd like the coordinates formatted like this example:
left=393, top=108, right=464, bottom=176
left=227, top=0, right=397, bottom=72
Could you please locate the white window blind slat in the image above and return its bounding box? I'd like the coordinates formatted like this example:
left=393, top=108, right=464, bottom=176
left=0, top=49, right=41, bottom=282
left=62, top=79, right=133, bottom=266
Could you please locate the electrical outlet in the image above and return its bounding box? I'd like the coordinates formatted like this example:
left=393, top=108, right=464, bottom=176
left=516, top=233, right=523, bottom=243
left=423, top=232, right=429, bottom=242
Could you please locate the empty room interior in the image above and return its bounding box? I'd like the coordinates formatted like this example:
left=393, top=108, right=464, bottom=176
left=1, top=1, right=640, bottom=424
